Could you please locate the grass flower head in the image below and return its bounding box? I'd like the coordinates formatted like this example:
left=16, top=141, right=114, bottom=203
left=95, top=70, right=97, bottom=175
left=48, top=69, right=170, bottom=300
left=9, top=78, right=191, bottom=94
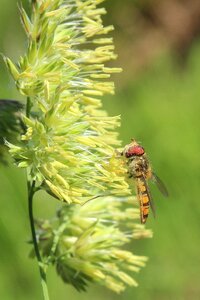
left=5, top=0, right=129, bottom=204
left=35, top=196, right=152, bottom=293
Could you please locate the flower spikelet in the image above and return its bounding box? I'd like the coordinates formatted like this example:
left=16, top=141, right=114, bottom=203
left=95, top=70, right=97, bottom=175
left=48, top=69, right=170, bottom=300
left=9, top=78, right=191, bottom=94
left=5, top=0, right=129, bottom=204
left=35, top=196, right=152, bottom=293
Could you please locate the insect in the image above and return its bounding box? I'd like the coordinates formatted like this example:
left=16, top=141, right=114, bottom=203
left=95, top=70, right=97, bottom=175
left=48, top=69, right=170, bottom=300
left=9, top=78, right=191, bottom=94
left=121, top=139, right=168, bottom=224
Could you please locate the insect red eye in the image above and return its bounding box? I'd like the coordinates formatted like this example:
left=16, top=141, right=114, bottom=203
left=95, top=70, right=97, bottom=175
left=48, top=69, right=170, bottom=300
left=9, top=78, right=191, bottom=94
left=125, top=146, right=145, bottom=157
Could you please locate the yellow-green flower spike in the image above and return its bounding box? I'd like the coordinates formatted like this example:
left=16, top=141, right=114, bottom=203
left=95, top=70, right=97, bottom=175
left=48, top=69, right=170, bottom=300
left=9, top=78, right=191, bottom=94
left=35, top=196, right=152, bottom=293
left=5, top=0, right=130, bottom=204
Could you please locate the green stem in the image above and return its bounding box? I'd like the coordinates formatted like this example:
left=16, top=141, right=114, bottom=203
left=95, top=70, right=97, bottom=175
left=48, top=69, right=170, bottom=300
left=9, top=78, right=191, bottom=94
left=26, top=97, right=31, bottom=118
left=28, top=181, right=50, bottom=300
left=46, top=222, right=68, bottom=265
left=26, top=97, right=49, bottom=299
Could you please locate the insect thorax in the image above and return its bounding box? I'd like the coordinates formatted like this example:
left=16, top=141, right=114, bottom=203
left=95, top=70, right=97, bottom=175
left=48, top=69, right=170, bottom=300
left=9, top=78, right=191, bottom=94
left=127, top=155, right=150, bottom=178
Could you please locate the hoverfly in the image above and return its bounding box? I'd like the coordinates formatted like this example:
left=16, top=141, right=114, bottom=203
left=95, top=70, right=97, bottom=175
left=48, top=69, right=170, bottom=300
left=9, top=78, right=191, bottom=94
left=121, top=139, right=168, bottom=224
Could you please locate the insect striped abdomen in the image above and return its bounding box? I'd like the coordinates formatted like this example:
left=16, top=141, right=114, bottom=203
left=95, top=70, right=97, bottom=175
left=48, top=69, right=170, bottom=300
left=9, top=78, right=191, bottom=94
left=136, top=176, right=150, bottom=224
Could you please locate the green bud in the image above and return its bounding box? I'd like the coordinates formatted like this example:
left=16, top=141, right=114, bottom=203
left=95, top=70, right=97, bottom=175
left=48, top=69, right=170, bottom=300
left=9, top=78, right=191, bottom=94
left=4, top=57, right=19, bottom=81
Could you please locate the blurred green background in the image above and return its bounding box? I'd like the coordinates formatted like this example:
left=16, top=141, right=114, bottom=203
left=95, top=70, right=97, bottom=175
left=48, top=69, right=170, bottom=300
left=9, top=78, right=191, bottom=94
left=1, top=0, right=200, bottom=299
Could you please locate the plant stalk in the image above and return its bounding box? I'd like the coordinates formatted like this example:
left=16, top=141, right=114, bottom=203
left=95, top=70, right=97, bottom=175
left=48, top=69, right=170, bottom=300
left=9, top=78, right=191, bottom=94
left=28, top=180, right=50, bottom=300
left=26, top=96, right=31, bottom=118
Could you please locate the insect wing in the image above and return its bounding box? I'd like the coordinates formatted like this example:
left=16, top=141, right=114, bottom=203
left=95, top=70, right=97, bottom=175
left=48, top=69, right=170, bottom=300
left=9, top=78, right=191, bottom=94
left=152, top=172, right=169, bottom=197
